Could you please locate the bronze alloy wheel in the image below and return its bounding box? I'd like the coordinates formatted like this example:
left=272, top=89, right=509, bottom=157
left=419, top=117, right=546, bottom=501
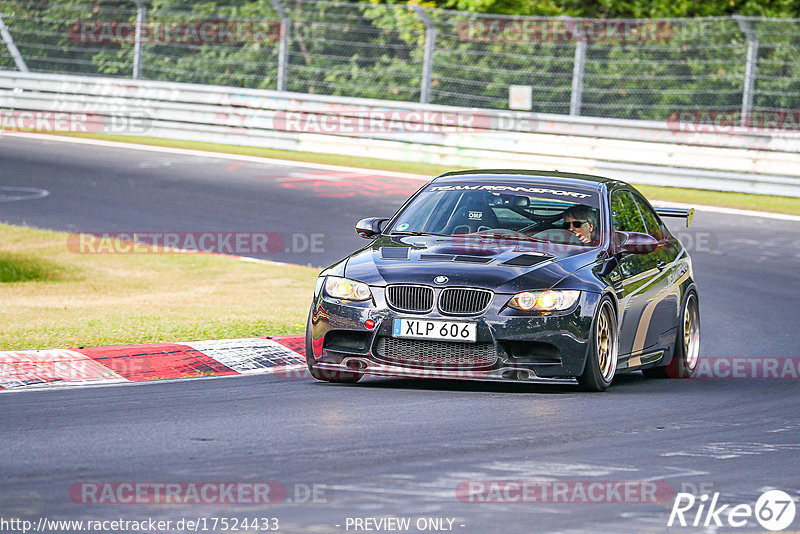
left=596, top=300, right=618, bottom=382
left=682, top=293, right=700, bottom=372
left=579, top=298, right=618, bottom=391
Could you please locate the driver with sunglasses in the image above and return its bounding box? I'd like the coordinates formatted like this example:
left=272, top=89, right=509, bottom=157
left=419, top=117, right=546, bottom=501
left=563, top=205, right=598, bottom=244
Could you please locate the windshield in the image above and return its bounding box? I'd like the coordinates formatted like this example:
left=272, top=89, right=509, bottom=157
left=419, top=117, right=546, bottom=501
left=388, top=181, right=602, bottom=247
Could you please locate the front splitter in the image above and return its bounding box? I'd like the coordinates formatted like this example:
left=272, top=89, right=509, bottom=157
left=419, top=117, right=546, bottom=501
left=313, top=360, right=579, bottom=385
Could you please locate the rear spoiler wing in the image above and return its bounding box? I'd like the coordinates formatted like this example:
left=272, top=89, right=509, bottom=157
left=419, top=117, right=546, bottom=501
left=655, top=207, right=694, bottom=227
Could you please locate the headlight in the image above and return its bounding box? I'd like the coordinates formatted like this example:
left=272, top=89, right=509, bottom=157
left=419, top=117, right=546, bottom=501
left=325, top=276, right=372, bottom=301
left=508, top=290, right=580, bottom=311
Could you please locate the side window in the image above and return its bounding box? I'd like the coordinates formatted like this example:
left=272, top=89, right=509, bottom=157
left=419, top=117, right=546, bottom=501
left=632, top=194, right=665, bottom=241
left=610, top=191, right=646, bottom=233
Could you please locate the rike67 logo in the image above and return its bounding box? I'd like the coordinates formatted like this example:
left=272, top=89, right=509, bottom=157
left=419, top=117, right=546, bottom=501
left=668, top=490, right=796, bottom=531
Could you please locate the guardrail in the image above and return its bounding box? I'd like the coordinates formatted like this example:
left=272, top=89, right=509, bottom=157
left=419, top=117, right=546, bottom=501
left=4, top=3, right=800, bottom=122
left=1, top=71, right=799, bottom=197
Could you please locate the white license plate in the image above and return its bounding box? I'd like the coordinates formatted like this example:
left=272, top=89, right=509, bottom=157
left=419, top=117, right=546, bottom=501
left=392, top=318, right=477, bottom=343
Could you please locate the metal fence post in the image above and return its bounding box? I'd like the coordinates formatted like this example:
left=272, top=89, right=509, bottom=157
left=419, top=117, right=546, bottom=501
left=268, top=0, right=290, bottom=92
left=412, top=5, right=435, bottom=104
left=132, top=0, right=146, bottom=79
left=0, top=15, right=29, bottom=72
left=567, top=17, right=586, bottom=116
left=734, top=15, right=758, bottom=128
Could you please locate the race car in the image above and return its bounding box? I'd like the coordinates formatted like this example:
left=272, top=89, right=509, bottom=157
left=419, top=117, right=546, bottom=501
left=305, top=170, right=700, bottom=391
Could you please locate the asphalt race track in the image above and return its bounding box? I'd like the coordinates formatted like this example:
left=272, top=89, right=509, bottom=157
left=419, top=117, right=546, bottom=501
left=2, top=135, right=800, bottom=533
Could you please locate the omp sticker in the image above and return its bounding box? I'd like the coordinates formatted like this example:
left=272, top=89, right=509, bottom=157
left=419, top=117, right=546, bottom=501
left=77, top=343, right=238, bottom=381
left=184, top=338, right=305, bottom=374
left=0, top=349, right=126, bottom=389
left=468, top=211, right=483, bottom=220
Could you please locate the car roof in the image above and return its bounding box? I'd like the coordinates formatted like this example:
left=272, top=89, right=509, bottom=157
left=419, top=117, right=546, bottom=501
left=432, top=169, right=624, bottom=193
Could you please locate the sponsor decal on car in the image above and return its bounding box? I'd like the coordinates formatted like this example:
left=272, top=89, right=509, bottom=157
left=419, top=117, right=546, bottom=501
left=428, top=184, right=592, bottom=199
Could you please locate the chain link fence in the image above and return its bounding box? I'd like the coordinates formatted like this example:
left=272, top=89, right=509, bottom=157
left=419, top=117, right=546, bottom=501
left=1, top=0, right=799, bottom=121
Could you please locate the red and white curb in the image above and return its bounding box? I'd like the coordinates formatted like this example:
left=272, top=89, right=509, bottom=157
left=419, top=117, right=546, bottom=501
left=0, top=335, right=306, bottom=392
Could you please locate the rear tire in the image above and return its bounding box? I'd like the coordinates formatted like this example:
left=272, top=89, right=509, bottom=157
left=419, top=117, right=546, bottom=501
left=644, top=291, right=700, bottom=379
left=306, top=309, right=363, bottom=383
left=578, top=298, right=618, bottom=391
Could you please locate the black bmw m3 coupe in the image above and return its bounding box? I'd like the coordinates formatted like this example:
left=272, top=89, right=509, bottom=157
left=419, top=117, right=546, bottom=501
left=306, top=170, right=700, bottom=391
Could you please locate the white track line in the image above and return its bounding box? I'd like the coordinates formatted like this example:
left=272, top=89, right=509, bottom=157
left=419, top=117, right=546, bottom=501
left=3, top=132, right=431, bottom=180
left=6, top=132, right=798, bottom=221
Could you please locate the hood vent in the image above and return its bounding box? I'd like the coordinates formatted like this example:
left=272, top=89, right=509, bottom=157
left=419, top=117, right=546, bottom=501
left=420, top=253, right=492, bottom=264
left=500, top=254, right=552, bottom=267
left=380, top=247, right=409, bottom=260
left=420, top=253, right=454, bottom=261
left=454, top=255, right=492, bottom=264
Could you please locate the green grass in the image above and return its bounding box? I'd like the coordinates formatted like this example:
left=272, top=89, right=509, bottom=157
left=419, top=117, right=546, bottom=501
left=634, top=184, right=800, bottom=215
left=43, top=131, right=800, bottom=216
left=0, top=224, right=317, bottom=351
left=0, top=252, right=71, bottom=283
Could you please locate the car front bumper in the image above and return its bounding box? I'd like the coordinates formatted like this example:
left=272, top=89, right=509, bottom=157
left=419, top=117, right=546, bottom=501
left=307, top=288, right=601, bottom=383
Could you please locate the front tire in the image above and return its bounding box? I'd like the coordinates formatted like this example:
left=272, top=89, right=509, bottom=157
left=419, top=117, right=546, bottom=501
left=578, top=297, right=618, bottom=391
left=305, top=309, right=363, bottom=383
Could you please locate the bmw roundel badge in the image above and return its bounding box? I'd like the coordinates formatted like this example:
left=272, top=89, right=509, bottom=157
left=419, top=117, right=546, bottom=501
left=434, top=276, right=448, bottom=284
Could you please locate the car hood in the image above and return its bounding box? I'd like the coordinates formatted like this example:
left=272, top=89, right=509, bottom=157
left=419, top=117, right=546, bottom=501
left=343, top=235, right=604, bottom=294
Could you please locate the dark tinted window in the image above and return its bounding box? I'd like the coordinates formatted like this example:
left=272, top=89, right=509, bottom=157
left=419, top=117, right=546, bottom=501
left=611, top=191, right=646, bottom=233
left=632, top=194, right=664, bottom=241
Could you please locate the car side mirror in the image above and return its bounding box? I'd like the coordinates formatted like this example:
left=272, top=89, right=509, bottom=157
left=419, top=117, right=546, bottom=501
left=615, top=231, right=659, bottom=254
left=355, top=217, right=389, bottom=239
